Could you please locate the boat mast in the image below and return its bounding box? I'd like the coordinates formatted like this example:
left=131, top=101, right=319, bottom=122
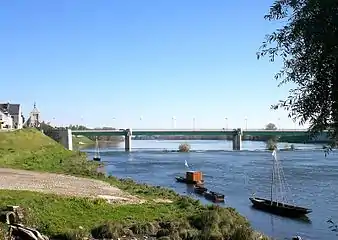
left=270, top=152, right=275, bottom=205
left=95, top=137, right=100, bottom=158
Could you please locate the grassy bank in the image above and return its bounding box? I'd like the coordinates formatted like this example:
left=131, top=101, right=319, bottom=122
left=72, top=135, right=94, bottom=149
left=0, top=129, right=268, bottom=239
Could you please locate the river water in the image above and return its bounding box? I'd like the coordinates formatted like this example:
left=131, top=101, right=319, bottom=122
left=83, top=140, right=338, bottom=240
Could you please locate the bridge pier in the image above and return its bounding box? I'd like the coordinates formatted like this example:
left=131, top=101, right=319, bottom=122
left=232, top=128, right=242, bottom=150
left=60, top=128, right=73, bottom=151
left=124, top=128, right=132, bottom=152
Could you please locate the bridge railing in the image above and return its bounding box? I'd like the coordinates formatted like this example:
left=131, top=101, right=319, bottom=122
left=132, top=129, right=308, bottom=131
left=72, top=128, right=309, bottom=132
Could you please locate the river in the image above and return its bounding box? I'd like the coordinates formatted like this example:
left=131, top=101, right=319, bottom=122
left=82, top=140, right=338, bottom=240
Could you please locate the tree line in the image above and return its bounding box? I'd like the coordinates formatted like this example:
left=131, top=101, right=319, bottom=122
left=67, top=125, right=123, bottom=142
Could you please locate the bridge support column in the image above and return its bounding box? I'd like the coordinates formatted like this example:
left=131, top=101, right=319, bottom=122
left=60, top=128, right=73, bottom=151
left=124, top=128, right=132, bottom=152
left=232, top=128, right=242, bottom=151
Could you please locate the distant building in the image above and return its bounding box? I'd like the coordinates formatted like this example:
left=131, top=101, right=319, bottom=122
left=0, top=108, right=13, bottom=129
left=24, top=103, right=41, bottom=128
left=0, top=103, right=23, bottom=129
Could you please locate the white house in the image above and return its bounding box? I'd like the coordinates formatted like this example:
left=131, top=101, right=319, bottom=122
left=0, top=103, right=24, bottom=129
left=0, top=108, right=13, bottom=129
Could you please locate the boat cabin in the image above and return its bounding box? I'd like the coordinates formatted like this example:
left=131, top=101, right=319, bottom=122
left=186, top=171, right=203, bottom=182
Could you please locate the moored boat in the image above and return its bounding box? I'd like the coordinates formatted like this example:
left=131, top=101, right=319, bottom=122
left=93, top=137, right=101, bottom=161
left=249, top=149, right=312, bottom=218
left=204, top=191, right=225, bottom=202
left=175, top=171, right=204, bottom=184
left=175, top=176, right=204, bottom=184
left=249, top=197, right=312, bottom=217
left=194, top=185, right=208, bottom=194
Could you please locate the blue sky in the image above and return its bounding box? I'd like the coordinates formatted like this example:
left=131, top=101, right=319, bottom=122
left=0, top=0, right=304, bottom=129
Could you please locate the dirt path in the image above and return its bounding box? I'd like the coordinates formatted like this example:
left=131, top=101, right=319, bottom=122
left=0, top=168, right=141, bottom=204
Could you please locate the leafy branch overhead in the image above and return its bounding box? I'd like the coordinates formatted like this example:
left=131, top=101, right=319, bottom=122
left=257, top=0, right=338, bottom=147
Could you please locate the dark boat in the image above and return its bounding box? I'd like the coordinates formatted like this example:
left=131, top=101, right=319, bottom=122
left=204, top=191, right=225, bottom=202
left=194, top=185, right=208, bottom=194
left=175, top=176, right=204, bottom=184
left=249, top=149, right=312, bottom=218
left=93, top=137, right=101, bottom=161
left=249, top=197, right=312, bottom=217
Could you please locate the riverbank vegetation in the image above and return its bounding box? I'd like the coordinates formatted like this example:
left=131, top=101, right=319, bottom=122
left=264, top=123, right=279, bottom=151
left=0, top=190, right=264, bottom=239
left=72, top=135, right=94, bottom=148
left=178, top=143, right=191, bottom=152
left=0, top=129, right=267, bottom=239
left=69, top=125, right=124, bottom=143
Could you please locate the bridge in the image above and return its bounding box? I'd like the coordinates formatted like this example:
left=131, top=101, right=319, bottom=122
left=72, top=128, right=309, bottom=137
left=58, top=128, right=312, bottom=151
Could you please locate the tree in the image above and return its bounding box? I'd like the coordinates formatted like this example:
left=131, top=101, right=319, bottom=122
left=257, top=0, right=338, bottom=148
left=68, top=125, right=88, bottom=130
left=265, top=123, right=278, bottom=150
left=265, top=123, right=277, bottom=130
left=178, top=143, right=191, bottom=152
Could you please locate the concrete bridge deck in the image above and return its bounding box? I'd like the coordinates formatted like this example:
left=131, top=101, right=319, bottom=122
left=72, top=128, right=310, bottom=137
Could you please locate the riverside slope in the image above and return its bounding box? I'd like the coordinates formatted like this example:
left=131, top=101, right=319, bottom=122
left=0, top=168, right=140, bottom=204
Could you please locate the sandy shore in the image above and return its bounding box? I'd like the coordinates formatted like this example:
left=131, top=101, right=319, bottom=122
left=0, top=168, right=141, bottom=204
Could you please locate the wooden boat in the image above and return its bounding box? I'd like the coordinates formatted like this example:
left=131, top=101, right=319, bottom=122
left=204, top=191, right=225, bottom=202
left=175, top=176, right=204, bottom=184
left=249, top=149, right=312, bottom=218
left=93, top=137, right=101, bottom=161
left=193, top=185, right=207, bottom=194
left=249, top=197, right=311, bottom=217
left=176, top=170, right=204, bottom=184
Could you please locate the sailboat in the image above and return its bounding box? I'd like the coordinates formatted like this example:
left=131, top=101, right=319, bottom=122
left=249, top=149, right=312, bottom=217
left=93, top=137, right=101, bottom=161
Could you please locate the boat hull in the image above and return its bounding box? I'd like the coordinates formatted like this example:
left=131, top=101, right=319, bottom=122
left=204, top=191, right=225, bottom=203
left=194, top=186, right=207, bottom=195
left=175, top=177, right=204, bottom=184
left=93, top=157, right=101, bottom=161
left=249, top=197, right=312, bottom=217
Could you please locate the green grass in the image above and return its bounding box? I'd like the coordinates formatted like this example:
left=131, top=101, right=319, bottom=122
left=0, top=128, right=99, bottom=175
left=0, top=190, right=265, bottom=240
left=72, top=135, right=94, bottom=149
left=0, top=129, right=268, bottom=239
left=0, top=190, right=183, bottom=235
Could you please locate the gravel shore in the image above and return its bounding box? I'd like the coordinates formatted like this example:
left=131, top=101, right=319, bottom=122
left=0, top=168, right=140, bottom=204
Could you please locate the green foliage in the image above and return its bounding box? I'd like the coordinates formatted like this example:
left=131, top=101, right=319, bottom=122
left=265, top=123, right=277, bottom=130
left=0, top=190, right=266, bottom=239
left=0, top=129, right=99, bottom=175
left=264, top=123, right=278, bottom=150
left=72, top=135, right=94, bottom=150
left=68, top=125, right=88, bottom=130
left=266, top=139, right=277, bottom=151
left=258, top=0, right=338, bottom=149
left=178, top=143, right=191, bottom=152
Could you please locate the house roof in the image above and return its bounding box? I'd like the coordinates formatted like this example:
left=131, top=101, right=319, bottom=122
left=0, top=103, right=20, bottom=115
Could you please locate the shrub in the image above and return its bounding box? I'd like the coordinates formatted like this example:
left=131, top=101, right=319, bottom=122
left=266, top=139, right=277, bottom=151
left=178, top=143, right=191, bottom=152
left=91, top=221, right=124, bottom=239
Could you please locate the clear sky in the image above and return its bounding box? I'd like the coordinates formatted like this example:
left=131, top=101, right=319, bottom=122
left=0, top=0, right=306, bottom=129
